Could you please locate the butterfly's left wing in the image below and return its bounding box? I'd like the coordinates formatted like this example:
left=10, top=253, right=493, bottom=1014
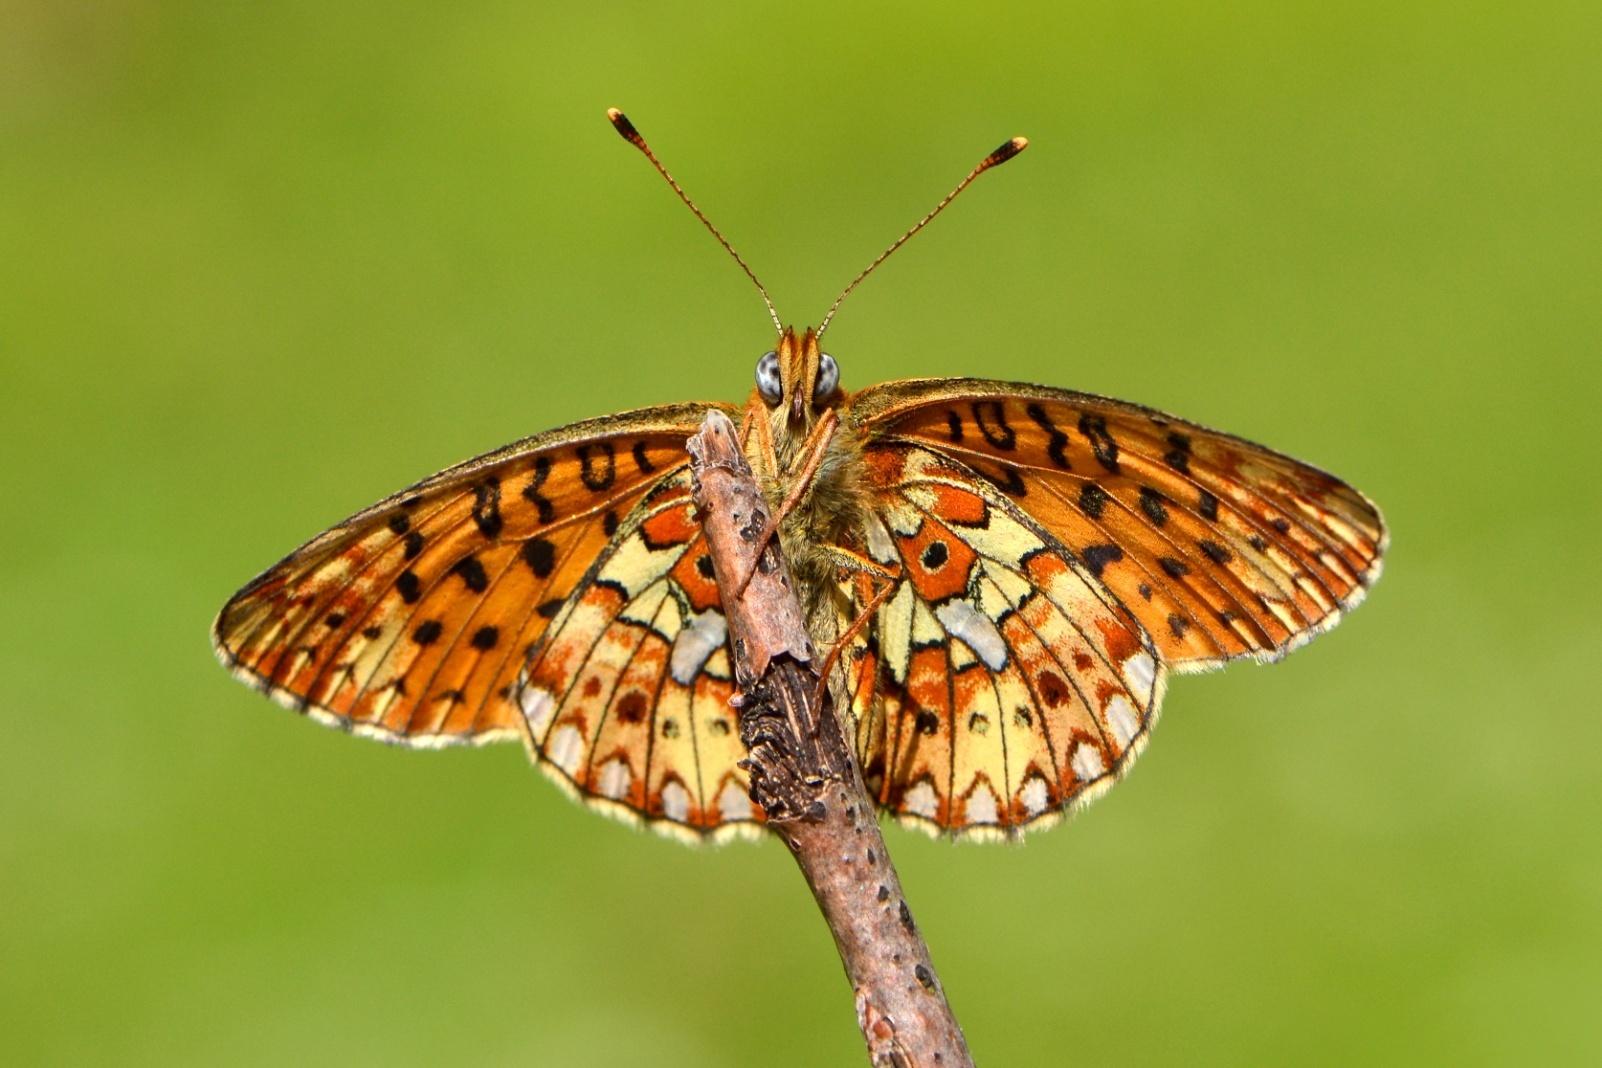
left=849, top=379, right=1386, bottom=673
left=842, top=443, right=1166, bottom=839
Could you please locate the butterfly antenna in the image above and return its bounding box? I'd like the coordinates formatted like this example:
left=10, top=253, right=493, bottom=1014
left=607, top=108, right=783, bottom=334
left=817, top=135, right=1029, bottom=338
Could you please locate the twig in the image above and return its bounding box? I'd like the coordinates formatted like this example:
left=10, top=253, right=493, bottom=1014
left=686, top=410, right=973, bottom=1068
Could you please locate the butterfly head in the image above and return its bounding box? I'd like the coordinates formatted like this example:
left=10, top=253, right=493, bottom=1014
left=754, top=327, right=842, bottom=429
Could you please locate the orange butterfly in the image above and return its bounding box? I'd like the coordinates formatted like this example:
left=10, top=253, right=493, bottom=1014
left=213, top=111, right=1386, bottom=843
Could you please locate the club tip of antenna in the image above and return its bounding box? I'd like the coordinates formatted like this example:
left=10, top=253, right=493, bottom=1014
left=987, top=136, right=1029, bottom=168
left=606, top=107, right=643, bottom=146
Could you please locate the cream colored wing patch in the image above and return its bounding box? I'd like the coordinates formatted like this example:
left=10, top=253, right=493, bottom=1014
left=850, top=443, right=1166, bottom=839
left=514, top=472, right=760, bottom=843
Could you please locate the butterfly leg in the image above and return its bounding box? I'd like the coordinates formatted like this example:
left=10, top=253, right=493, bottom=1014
left=744, top=399, right=781, bottom=484
left=734, top=402, right=759, bottom=453
left=809, top=545, right=901, bottom=712
left=733, top=409, right=841, bottom=597
left=772, top=409, right=840, bottom=527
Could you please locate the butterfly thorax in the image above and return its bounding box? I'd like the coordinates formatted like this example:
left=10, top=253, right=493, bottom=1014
left=783, top=421, right=868, bottom=626
left=742, top=326, right=868, bottom=639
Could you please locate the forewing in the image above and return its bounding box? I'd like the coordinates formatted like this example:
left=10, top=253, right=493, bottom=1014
left=847, top=443, right=1166, bottom=838
left=850, top=379, right=1386, bottom=672
left=513, top=471, right=760, bottom=842
left=212, top=403, right=734, bottom=747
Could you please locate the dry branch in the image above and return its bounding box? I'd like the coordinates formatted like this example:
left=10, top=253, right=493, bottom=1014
left=686, top=410, right=973, bottom=1068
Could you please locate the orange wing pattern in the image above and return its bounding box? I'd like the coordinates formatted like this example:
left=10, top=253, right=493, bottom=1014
left=216, top=374, right=1385, bottom=845
left=212, top=404, right=732, bottom=750
left=850, top=380, right=1386, bottom=673
left=845, top=444, right=1165, bottom=839
left=513, top=472, right=760, bottom=841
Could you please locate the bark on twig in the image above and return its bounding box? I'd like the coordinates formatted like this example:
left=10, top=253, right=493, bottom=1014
left=687, top=410, right=973, bottom=1068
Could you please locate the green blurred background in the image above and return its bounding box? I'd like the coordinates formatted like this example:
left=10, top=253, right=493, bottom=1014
left=4, top=2, right=1598, bottom=1064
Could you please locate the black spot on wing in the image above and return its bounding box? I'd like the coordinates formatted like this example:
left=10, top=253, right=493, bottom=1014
left=396, top=571, right=422, bottom=604
left=577, top=442, right=616, bottom=491
left=471, top=478, right=503, bottom=539
left=522, top=457, right=556, bottom=525
left=980, top=463, right=1028, bottom=498
left=451, top=556, right=489, bottom=592
left=522, top=537, right=557, bottom=579
left=1163, top=432, right=1192, bottom=475
left=1025, top=403, right=1071, bottom=468
left=971, top=400, right=1017, bottom=450
left=631, top=440, right=657, bottom=474
left=1077, top=412, right=1120, bottom=474
left=1081, top=544, right=1124, bottom=578
left=1078, top=483, right=1109, bottom=519
left=1139, top=487, right=1170, bottom=527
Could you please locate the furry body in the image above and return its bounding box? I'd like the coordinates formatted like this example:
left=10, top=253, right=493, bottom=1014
left=742, top=327, right=871, bottom=649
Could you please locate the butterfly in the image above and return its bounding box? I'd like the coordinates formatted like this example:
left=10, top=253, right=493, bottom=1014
left=213, top=111, right=1386, bottom=844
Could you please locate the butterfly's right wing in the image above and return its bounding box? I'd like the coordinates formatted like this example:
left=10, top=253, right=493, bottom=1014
left=850, top=379, right=1386, bottom=672
left=212, top=403, right=734, bottom=749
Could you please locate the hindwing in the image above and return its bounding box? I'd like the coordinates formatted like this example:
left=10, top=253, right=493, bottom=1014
left=847, top=443, right=1165, bottom=838
left=513, top=471, right=759, bottom=841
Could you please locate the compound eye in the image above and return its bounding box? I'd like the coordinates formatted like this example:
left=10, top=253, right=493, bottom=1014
left=754, top=351, right=782, bottom=405
left=814, top=353, right=839, bottom=401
